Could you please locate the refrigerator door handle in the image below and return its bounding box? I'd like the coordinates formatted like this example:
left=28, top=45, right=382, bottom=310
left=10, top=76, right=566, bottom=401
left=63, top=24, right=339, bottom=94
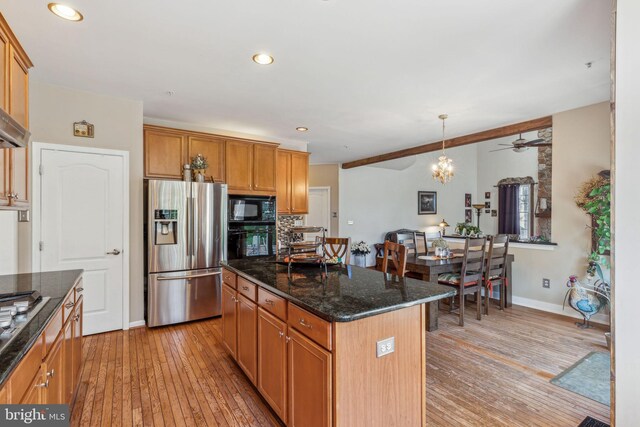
left=156, top=271, right=222, bottom=281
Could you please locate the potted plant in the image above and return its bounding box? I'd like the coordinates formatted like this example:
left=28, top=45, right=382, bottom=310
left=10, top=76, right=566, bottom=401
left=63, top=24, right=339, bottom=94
left=191, top=154, right=209, bottom=182
left=455, top=222, right=481, bottom=237
left=350, top=241, right=371, bottom=268
left=432, top=237, right=449, bottom=257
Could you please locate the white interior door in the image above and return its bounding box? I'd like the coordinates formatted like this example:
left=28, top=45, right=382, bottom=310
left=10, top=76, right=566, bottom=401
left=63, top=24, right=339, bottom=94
left=306, top=187, right=331, bottom=240
left=39, top=148, right=126, bottom=335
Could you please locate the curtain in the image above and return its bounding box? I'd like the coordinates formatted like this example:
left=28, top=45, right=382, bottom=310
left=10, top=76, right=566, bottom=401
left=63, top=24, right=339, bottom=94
left=499, top=184, right=520, bottom=235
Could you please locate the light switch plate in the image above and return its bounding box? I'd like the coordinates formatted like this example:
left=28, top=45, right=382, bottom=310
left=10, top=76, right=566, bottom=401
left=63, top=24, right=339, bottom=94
left=376, top=337, right=395, bottom=358
left=18, top=210, right=30, bottom=222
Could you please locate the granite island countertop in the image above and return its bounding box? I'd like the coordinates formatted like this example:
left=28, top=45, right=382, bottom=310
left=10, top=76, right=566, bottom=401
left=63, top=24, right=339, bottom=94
left=223, top=257, right=456, bottom=322
left=0, top=270, right=83, bottom=386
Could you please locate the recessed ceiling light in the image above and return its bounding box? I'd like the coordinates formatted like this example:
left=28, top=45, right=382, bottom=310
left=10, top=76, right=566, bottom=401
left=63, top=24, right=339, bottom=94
left=296, top=127, right=308, bottom=132
left=252, top=53, right=274, bottom=65
left=48, top=3, right=83, bottom=21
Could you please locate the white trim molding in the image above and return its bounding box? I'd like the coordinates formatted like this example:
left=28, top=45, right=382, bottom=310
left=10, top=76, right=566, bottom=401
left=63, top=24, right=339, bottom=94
left=129, top=320, right=146, bottom=329
left=512, top=295, right=609, bottom=325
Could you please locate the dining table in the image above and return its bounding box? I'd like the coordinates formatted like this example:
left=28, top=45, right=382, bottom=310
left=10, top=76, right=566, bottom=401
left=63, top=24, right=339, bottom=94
left=374, top=251, right=515, bottom=331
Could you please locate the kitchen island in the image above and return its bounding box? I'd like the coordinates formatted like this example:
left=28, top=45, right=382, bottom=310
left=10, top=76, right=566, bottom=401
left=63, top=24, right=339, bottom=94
left=222, top=257, right=455, bottom=427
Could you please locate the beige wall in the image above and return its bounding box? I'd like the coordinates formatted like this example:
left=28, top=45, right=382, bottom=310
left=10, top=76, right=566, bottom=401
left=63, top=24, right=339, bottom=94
left=509, top=101, right=610, bottom=320
left=309, top=164, right=340, bottom=236
left=23, top=80, right=145, bottom=324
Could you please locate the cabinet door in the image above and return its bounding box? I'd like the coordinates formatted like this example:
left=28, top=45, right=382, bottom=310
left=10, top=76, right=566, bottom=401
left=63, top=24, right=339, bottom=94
left=225, top=140, right=253, bottom=192
left=144, top=128, right=187, bottom=179
left=43, top=337, right=64, bottom=404
left=63, top=317, right=73, bottom=404
left=222, top=284, right=237, bottom=359
left=9, top=145, right=28, bottom=207
left=258, top=308, right=287, bottom=423
left=0, top=385, right=6, bottom=404
left=237, top=294, right=257, bottom=384
left=0, top=25, right=8, bottom=110
left=8, top=45, right=28, bottom=128
left=290, top=152, right=309, bottom=214
left=188, top=135, right=225, bottom=182
left=288, top=328, right=332, bottom=427
left=72, top=298, right=83, bottom=400
left=20, top=369, right=44, bottom=404
left=253, top=144, right=276, bottom=192
left=276, top=151, right=291, bottom=214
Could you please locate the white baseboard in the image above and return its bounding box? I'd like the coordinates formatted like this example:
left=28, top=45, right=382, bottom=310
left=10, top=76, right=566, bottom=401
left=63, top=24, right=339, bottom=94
left=128, top=320, right=146, bottom=329
left=512, top=296, right=609, bottom=325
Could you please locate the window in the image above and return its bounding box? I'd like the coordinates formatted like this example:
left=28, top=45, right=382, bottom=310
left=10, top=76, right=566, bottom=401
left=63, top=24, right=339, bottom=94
left=518, top=185, right=532, bottom=239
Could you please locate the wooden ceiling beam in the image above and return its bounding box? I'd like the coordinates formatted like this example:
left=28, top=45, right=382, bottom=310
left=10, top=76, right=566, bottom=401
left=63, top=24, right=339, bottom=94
left=341, top=115, right=553, bottom=169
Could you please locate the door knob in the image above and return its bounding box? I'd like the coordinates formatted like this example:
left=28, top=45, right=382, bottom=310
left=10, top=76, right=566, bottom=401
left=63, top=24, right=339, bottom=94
left=106, top=249, right=121, bottom=255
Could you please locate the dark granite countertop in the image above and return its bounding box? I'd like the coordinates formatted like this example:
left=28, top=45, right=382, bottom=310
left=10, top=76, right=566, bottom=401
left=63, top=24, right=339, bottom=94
left=223, top=257, right=456, bottom=322
left=0, top=270, right=83, bottom=387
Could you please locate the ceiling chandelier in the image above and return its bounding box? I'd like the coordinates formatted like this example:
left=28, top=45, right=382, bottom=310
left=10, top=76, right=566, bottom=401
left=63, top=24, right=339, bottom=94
left=432, top=114, right=454, bottom=184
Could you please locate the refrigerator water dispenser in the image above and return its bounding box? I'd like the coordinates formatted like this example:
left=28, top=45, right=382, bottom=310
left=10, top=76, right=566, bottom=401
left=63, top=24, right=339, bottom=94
left=154, top=209, right=178, bottom=245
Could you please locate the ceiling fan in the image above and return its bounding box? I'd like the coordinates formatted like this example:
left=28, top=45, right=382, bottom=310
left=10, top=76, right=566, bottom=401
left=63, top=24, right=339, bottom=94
left=490, top=133, right=551, bottom=153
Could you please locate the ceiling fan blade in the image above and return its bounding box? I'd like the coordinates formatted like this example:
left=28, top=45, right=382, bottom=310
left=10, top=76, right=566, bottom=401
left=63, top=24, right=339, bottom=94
left=489, top=147, right=515, bottom=152
left=498, top=143, right=514, bottom=146
left=523, top=138, right=547, bottom=146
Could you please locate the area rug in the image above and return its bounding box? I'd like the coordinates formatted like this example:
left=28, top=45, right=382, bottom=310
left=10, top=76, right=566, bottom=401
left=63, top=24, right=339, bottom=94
left=550, top=351, right=610, bottom=406
left=578, top=416, right=610, bottom=427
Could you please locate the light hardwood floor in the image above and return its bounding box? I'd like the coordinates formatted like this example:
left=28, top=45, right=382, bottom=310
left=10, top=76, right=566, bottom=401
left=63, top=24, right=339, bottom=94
left=71, top=304, right=610, bottom=426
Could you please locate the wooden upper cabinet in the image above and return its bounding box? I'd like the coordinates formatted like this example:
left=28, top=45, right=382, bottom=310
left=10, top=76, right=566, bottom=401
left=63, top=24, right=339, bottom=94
left=290, top=152, right=309, bottom=214
left=276, top=150, right=309, bottom=214
left=9, top=146, right=28, bottom=207
left=225, top=140, right=253, bottom=192
left=144, top=127, right=186, bottom=179
left=0, top=25, right=8, bottom=111
left=253, top=144, right=276, bottom=192
left=276, top=150, right=291, bottom=213
left=8, top=45, right=28, bottom=128
left=187, top=135, right=225, bottom=182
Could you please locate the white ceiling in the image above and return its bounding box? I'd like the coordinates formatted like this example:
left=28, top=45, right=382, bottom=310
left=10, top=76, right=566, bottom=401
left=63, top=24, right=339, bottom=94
left=2, top=1, right=610, bottom=164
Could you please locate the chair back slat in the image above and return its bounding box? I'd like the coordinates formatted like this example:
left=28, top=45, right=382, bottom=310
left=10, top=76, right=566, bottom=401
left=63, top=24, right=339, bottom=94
left=461, top=237, right=487, bottom=284
left=323, top=237, right=351, bottom=264
left=396, top=233, right=417, bottom=256
left=381, top=240, right=408, bottom=277
left=484, top=235, right=510, bottom=282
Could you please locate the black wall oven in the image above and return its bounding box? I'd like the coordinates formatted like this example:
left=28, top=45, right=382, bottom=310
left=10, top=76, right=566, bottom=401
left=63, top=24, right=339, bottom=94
left=227, top=196, right=277, bottom=260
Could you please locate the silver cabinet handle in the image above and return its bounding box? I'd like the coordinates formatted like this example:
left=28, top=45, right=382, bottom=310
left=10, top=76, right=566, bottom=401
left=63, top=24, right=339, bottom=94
left=7, top=193, right=18, bottom=200
left=47, top=369, right=55, bottom=378
left=74, top=314, right=80, bottom=322
left=106, top=249, right=121, bottom=255
left=285, top=336, right=291, bottom=343
left=278, top=331, right=284, bottom=339
left=36, top=378, right=49, bottom=388
left=299, top=318, right=313, bottom=329
left=242, top=286, right=249, bottom=291
left=157, top=271, right=221, bottom=281
left=76, top=287, right=84, bottom=292
left=65, top=302, right=75, bottom=309
left=264, top=299, right=275, bottom=306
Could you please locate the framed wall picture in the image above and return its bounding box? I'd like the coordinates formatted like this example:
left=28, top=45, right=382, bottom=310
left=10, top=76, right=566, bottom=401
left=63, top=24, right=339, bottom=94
left=465, top=193, right=472, bottom=208
left=485, top=191, right=491, bottom=199
left=418, top=191, right=437, bottom=215
left=485, top=201, right=491, bottom=209
left=465, top=209, right=472, bottom=223
left=491, top=210, right=497, bottom=217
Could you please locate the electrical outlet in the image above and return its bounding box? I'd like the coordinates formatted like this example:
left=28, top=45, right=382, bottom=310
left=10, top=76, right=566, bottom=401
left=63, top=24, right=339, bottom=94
left=543, top=278, right=550, bottom=288
left=376, top=337, right=395, bottom=358
left=347, top=220, right=354, bottom=225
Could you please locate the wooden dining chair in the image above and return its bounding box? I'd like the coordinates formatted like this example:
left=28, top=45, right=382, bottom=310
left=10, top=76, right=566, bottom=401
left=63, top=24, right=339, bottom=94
left=437, top=237, right=487, bottom=326
left=322, top=237, right=351, bottom=264
left=381, top=240, right=408, bottom=278
left=483, top=234, right=510, bottom=315
left=396, top=233, right=417, bottom=257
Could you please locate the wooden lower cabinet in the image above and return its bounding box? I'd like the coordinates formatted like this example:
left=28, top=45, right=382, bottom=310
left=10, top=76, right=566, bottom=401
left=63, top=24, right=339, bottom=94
left=72, top=298, right=83, bottom=396
left=222, top=283, right=238, bottom=359
left=237, top=294, right=257, bottom=384
left=0, top=384, right=6, bottom=403
left=20, top=368, right=44, bottom=404
left=288, top=328, right=332, bottom=427
left=63, top=312, right=74, bottom=404
left=257, top=308, right=288, bottom=423
left=43, top=335, right=64, bottom=404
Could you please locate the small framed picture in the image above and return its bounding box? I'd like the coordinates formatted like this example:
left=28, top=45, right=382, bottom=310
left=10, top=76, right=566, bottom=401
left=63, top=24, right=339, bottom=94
left=418, top=191, right=437, bottom=215
left=465, top=193, right=472, bottom=208
left=465, top=209, right=472, bottom=223
left=491, top=210, right=498, bottom=217
left=73, top=120, right=94, bottom=138
left=485, top=209, right=490, bottom=214
left=485, top=192, right=491, bottom=199
left=485, top=201, right=491, bottom=209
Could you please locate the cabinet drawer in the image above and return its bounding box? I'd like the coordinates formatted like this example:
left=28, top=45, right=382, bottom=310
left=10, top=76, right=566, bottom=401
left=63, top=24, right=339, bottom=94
left=43, top=307, right=63, bottom=357
left=74, top=279, right=84, bottom=302
left=8, top=334, right=43, bottom=403
left=258, top=288, right=287, bottom=321
left=222, top=268, right=237, bottom=289
left=237, top=277, right=257, bottom=302
left=288, top=304, right=332, bottom=351
left=62, top=291, right=76, bottom=324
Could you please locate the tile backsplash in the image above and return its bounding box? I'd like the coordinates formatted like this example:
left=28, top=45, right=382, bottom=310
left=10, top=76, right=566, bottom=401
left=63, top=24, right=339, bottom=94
left=277, top=215, right=304, bottom=247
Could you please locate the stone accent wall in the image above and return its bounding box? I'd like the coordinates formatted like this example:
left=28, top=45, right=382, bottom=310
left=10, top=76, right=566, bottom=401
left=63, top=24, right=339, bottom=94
left=277, top=214, right=304, bottom=247
left=536, top=127, right=552, bottom=239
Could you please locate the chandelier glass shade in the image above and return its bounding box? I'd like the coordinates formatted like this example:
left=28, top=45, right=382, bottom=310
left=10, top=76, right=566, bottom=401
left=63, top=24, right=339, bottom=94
left=432, top=114, right=454, bottom=184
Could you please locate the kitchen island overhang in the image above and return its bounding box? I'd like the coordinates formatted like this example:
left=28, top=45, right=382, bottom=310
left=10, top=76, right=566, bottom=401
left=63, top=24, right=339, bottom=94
left=222, top=257, right=455, bottom=427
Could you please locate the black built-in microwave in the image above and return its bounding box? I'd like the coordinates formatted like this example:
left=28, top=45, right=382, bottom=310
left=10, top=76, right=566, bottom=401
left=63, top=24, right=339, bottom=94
left=228, top=195, right=276, bottom=223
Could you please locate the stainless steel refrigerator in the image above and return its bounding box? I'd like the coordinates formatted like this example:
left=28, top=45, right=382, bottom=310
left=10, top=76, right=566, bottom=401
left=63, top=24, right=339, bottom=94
left=145, top=180, right=227, bottom=327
